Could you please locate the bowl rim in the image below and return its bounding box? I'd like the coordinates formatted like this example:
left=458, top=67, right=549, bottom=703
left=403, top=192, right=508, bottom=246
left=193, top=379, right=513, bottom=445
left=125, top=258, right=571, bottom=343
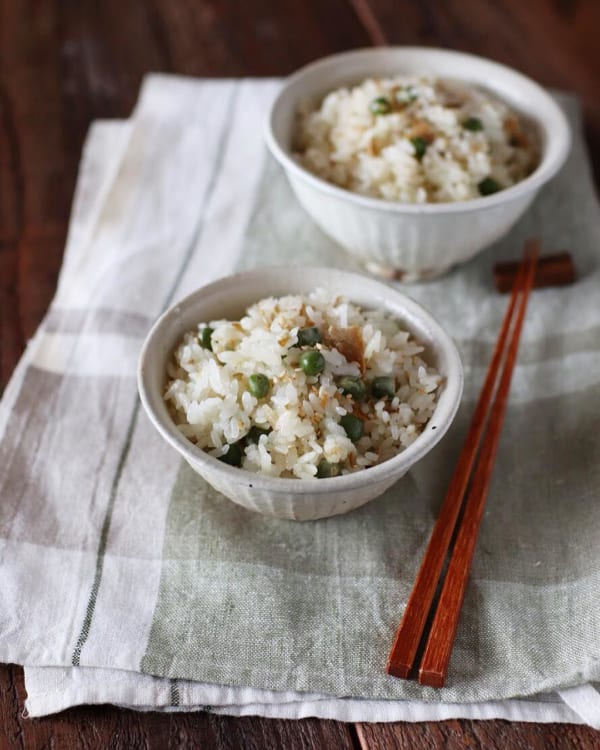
left=137, top=266, right=464, bottom=496
left=265, top=46, right=571, bottom=215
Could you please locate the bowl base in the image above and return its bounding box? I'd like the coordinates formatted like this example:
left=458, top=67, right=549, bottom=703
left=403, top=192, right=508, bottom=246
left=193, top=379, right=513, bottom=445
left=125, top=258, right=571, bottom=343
left=365, top=260, right=451, bottom=283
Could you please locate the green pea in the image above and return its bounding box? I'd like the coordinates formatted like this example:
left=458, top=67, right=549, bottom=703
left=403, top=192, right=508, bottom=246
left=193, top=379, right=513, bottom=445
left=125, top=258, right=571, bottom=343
left=248, top=373, right=270, bottom=398
left=299, top=349, right=325, bottom=376
left=339, top=376, right=366, bottom=401
left=411, top=136, right=427, bottom=161
left=201, top=326, right=214, bottom=351
left=463, top=117, right=483, bottom=131
left=478, top=177, right=501, bottom=196
left=218, top=442, right=243, bottom=467
left=340, top=414, right=364, bottom=442
left=297, top=326, right=322, bottom=347
left=369, top=96, right=392, bottom=116
left=246, top=425, right=271, bottom=443
left=316, top=459, right=341, bottom=478
left=371, top=376, right=396, bottom=399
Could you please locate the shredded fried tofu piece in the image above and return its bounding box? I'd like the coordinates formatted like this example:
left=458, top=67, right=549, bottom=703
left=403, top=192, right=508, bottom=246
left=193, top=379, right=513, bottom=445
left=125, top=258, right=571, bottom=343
left=325, top=325, right=365, bottom=373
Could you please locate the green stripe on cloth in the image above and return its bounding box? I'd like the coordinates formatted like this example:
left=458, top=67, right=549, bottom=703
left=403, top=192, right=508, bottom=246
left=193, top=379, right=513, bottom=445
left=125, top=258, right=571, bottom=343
left=170, top=678, right=180, bottom=707
left=71, top=404, right=140, bottom=666
left=0, top=367, right=136, bottom=549
left=457, top=325, right=600, bottom=368
left=44, top=308, right=154, bottom=337
left=71, top=82, right=240, bottom=665
left=140, top=455, right=600, bottom=701
left=235, top=156, right=360, bottom=273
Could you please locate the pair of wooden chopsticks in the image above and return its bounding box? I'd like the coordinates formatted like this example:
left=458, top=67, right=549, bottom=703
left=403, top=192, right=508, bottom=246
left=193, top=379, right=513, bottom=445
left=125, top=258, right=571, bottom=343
left=386, top=238, right=540, bottom=688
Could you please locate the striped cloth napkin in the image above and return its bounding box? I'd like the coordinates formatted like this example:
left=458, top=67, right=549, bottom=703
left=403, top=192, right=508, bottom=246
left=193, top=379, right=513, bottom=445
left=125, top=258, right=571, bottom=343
left=1, top=75, right=600, bottom=725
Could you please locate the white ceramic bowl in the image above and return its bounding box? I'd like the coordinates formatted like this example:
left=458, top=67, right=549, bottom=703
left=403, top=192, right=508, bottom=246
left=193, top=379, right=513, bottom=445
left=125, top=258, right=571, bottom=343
left=138, top=267, right=463, bottom=521
left=266, top=47, right=571, bottom=281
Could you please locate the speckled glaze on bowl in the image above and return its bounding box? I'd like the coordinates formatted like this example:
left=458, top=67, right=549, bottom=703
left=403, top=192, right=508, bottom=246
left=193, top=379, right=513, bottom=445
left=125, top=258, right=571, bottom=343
left=265, top=47, right=571, bottom=281
left=138, top=267, right=463, bottom=520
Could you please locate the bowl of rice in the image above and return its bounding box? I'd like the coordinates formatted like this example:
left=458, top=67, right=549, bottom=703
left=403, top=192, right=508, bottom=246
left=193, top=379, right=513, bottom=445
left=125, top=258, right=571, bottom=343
left=138, top=267, right=463, bottom=520
left=266, top=47, right=570, bottom=280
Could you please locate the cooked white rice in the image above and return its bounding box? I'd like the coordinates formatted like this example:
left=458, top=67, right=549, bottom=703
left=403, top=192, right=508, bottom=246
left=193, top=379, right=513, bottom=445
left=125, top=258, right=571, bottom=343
left=164, top=291, right=442, bottom=479
left=294, top=76, right=538, bottom=203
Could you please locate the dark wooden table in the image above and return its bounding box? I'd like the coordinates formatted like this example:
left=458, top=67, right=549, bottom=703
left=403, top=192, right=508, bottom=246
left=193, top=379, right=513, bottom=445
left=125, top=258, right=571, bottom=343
left=1, top=1, right=599, bottom=747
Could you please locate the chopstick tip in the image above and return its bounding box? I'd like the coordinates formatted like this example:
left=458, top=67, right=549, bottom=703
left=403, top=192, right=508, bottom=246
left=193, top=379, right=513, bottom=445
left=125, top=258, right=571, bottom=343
left=418, top=668, right=446, bottom=688
left=385, top=660, right=411, bottom=679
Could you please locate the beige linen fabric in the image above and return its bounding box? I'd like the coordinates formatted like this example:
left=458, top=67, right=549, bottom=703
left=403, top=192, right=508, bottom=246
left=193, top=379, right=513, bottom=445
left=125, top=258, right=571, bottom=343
left=0, top=76, right=598, bottom=721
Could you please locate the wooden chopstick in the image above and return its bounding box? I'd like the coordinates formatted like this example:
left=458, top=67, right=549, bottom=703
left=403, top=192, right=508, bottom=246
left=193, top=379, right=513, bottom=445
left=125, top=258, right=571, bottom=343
left=418, top=241, right=539, bottom=687
left=386, top=241, right=532, bottom=679
left=386, top=239, right=540, bottom=683
left=494, top=250, right=575, bottom=293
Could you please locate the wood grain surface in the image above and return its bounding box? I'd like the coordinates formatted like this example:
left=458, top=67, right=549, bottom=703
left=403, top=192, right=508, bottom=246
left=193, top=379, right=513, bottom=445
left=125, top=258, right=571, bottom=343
left=1, top=0, right=599, bottom=747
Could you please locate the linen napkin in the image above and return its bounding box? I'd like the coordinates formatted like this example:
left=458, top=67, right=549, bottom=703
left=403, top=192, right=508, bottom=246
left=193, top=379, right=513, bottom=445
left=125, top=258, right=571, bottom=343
left=1, top=75, right=599, bottom=724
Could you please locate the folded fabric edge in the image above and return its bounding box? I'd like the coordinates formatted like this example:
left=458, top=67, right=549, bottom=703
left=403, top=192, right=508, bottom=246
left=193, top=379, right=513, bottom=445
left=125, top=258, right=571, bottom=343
left=23, top=691, right=585, bottom=724
left=22, top=666, right=591, bottom=725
